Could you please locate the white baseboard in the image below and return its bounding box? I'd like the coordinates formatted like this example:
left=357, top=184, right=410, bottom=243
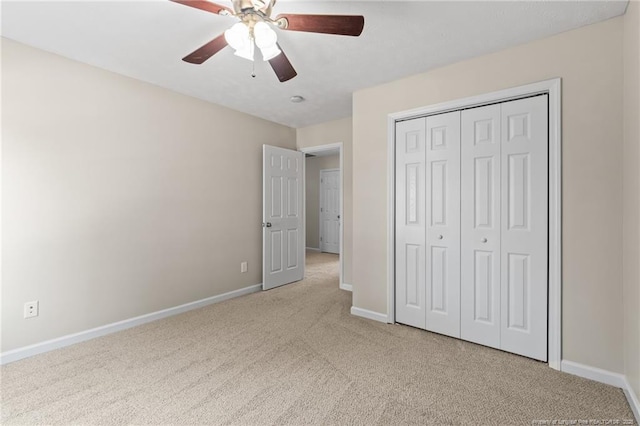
left=623, top=377, right=640, bottom=424
left=0, top=283, right=262, bottom=365
left=305, top=247, right=321, bottom=252
left=561, top=360, right=639, bottom=423
left=560, top=360, right=626, bottom=388
left=350, top=306, right=388, bottom=323
left=340, top=282, right=352, bottom=292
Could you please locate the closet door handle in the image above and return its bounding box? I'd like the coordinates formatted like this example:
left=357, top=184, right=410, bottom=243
left=437, top=235, right=443, bottom=240
left=481, top=237, right=488, bottom=243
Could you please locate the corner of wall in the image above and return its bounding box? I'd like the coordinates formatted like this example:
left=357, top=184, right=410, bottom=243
left=622, top=0, right=640, bottom=405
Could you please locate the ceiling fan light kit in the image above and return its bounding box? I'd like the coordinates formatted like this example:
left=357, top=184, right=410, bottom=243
left=224, top=19, right=280, bottom=61
left=224, top=23, right=252, bottom=58
left=171, top=0, right=365, bottom=82
left=253, top=22, right=281, bottom=61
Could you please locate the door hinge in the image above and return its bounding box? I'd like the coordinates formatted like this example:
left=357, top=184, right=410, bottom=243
left=320, top=237, right=323, bottom=241
left=321, top=208, right=323, bottom=212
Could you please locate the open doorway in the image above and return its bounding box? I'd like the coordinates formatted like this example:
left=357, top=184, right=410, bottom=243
left=300, top=143, right=345, bottom=290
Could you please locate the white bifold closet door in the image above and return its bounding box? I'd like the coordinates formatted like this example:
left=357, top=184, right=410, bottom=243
left=499, top=96, right=548, bottom=361
left=395, top=94, right=548, bottom=362
left=460, top=95, right=548, bottom=361
left=425, top=111, right=461, bottom=338
left=395, top=118, right=427, bottom=329
left=395, top=111, right=461, bottom=336
left=460, top=104, right=502, bottom=348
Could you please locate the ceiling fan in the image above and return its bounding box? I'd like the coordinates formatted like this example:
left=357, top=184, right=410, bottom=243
left=171, top=0, right=365, bottom=82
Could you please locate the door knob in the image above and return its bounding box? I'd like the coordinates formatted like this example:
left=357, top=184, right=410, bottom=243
left=438, top=235, right=443, bottom=240
left=262, top=222, right=272, bottom=228
left=481, top=237, right=487, bottom=243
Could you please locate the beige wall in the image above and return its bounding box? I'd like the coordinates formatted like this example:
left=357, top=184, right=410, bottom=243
left=623, top=0, right=640, bottom=400
left=352, top=18, right=625, bottom=373
left=305, top=155, right=340, bottom=250
left=297, top=117, right=353, bottom=284
left=1, top=39, right=296, bottom=352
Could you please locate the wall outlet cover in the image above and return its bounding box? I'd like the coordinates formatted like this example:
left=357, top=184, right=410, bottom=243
left=24, top=300, right=39, bottom=319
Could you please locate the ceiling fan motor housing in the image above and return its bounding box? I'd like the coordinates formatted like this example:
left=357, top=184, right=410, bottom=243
left=233, top=0, right=274, bottom=15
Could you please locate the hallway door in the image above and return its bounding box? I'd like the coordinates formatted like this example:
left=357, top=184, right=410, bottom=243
left=320, top=169, right=340, bottom=254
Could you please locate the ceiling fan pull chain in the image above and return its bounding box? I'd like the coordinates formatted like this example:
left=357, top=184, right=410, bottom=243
left=251, top=46, right=256, bottom=78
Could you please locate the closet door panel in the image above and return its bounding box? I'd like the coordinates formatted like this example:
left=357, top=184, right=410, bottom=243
left=461, top=104, right=501, bottom=349
left=425, top=111, right=461, bottom=338
left=395, top=118, right=427, bottom=329
left=500, top=95, right=548, bottom=361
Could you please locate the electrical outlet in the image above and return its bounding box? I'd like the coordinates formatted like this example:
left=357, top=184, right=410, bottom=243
left=240, top=261, right=248, bottom=273
left=24, top=301, right=39, bottom=319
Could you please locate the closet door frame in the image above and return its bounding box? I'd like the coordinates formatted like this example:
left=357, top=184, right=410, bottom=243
left=386, top=78, right=562, bottom=370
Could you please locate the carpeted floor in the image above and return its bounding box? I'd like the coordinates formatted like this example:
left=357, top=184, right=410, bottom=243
left=1, top=251, right=636, bottom=425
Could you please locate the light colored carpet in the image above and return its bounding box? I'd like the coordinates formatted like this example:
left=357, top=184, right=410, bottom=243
left=1, top=251, right=636, bottom=425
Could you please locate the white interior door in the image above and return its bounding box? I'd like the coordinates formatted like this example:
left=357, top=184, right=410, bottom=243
left=263, top=145, right=304, bottom=290
left=499, top=96, right=548, bottom=361
left=395, top=118, right=427, bottom=329
left=320, top=169, right=340, bottom=254
left=460, top=104, right=502, bottom=350
left=425, top=111, right=461, bottom=338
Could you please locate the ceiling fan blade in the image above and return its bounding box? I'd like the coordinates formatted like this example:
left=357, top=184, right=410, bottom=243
left=275, top=14, right=364, bottom=36
left=268, top=45, right=297, bottom=82
left=170, top=0, right=233, bottom=16
left=182, top=33, right=228, bottom=64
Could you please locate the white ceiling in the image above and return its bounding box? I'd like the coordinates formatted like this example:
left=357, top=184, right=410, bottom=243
left=1, top=0, right=628, bottom=128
